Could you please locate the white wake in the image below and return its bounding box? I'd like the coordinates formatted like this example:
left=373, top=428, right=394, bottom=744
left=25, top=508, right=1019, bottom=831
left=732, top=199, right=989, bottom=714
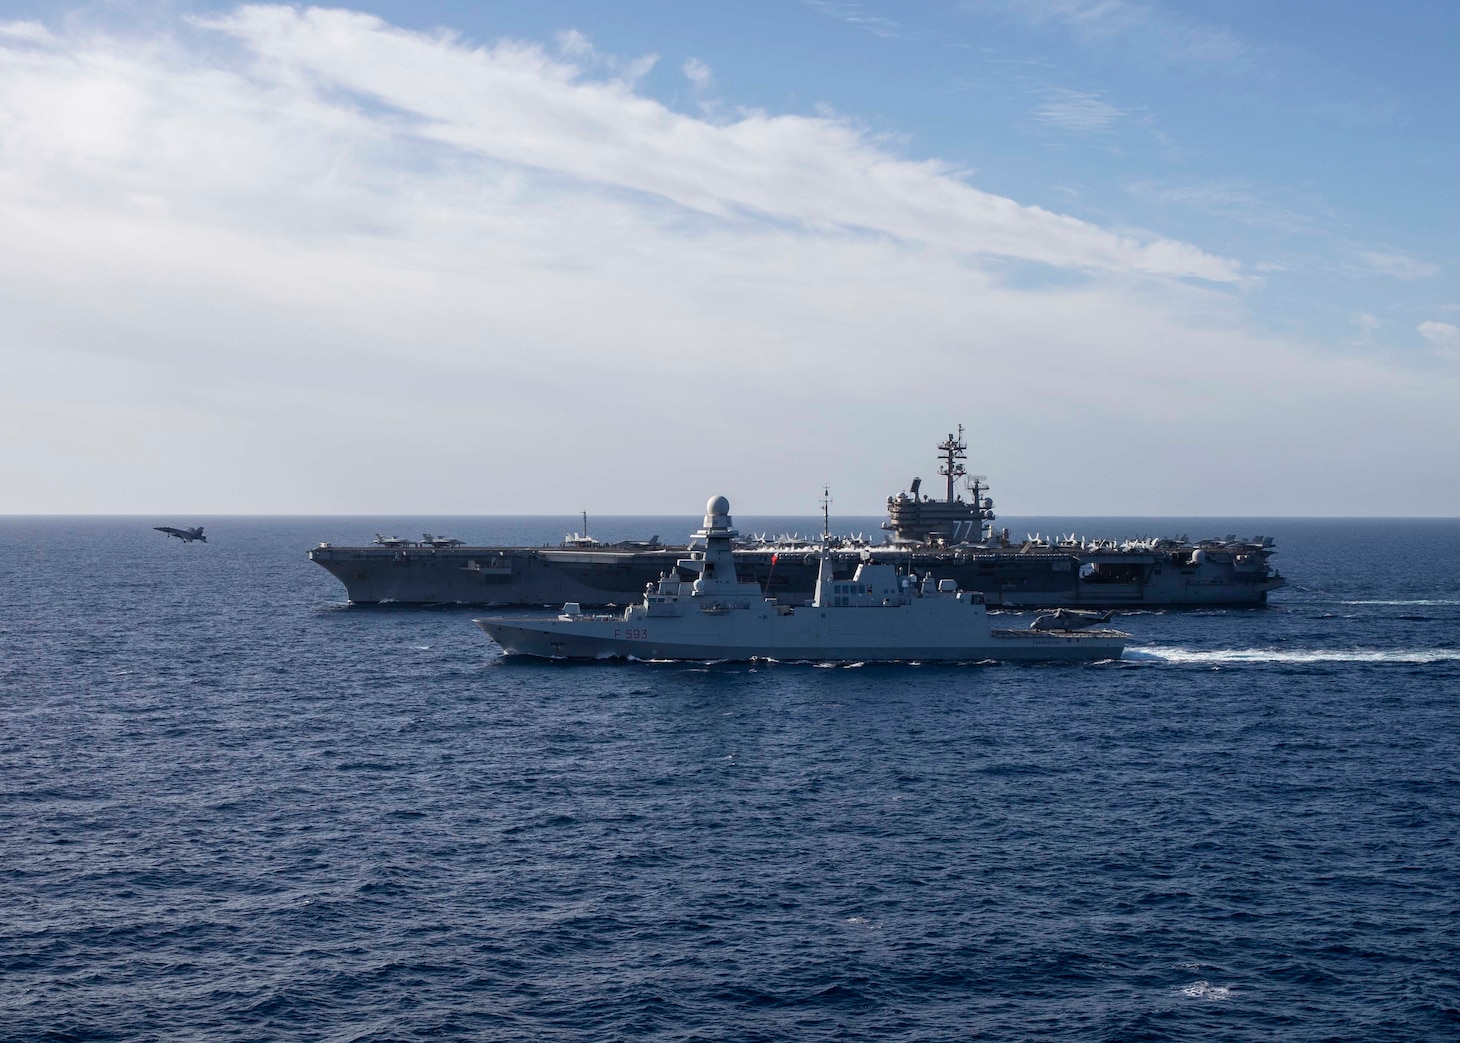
left=1338, top=598, right=1460, bottom=606
left=1129, top=647, right=1460, bottom=665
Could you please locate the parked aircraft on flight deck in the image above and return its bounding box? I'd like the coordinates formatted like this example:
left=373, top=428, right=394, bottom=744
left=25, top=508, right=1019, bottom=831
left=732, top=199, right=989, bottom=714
left=155, top=525, right=206, bottom=543
left=422, top=533, right=465, bottom=548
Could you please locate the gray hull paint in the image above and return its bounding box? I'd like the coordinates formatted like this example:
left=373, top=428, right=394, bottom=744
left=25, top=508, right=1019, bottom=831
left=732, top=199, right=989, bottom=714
left=473, top=616, right=1121, bottom=657
left=476, top=618, right=1125, bottom=662
left=311, top=543, right=1283, bottom=608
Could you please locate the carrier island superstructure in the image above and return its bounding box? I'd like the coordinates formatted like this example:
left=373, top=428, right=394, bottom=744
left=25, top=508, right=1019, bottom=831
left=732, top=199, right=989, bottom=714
left=309, top=429, right=1284, bottom=608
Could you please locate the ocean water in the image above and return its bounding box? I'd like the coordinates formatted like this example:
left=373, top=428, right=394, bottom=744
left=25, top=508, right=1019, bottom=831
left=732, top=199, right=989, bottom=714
left=2, top=515, right=1458, bottom=1042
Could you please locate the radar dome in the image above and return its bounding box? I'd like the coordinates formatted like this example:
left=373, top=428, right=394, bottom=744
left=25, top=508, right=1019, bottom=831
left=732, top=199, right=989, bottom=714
left=706, top=495, right=730, bottom=516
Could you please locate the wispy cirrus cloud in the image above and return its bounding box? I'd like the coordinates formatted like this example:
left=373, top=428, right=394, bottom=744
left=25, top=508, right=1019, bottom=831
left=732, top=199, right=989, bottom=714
left=1127, top=179, right=1317, bottom=234
left=1418, top=321, right=1460, bottom=359
left=172, top=5, right=1237, bottom=280
left=1357, top=249, right=1440, bottom=281
left=803, top=1, right=906, bottom=39
left=679, top=55, right=716, bottom=116
left=1032, top=87, right=1126, bottom=132
left=682, top=56, right=712, bottom=91
left=0, top=19, right=52, bottom=43
left=970, top=0, right=1250, bottom=71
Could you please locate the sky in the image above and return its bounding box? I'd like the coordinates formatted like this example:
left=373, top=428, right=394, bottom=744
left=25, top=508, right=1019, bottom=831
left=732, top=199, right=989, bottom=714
left=1, top=1, right=1457, bottom=516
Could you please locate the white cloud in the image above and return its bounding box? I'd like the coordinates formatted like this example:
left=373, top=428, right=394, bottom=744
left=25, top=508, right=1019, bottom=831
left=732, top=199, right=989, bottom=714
left=188, top=5, right=1236, bottom=281
left=803, top=1, right=905, bottom=39
left=0, top=20, right=54, bottom=43
left=1032, top=88, right=1124, bottom=132
left=994, top=0, right=1250, bottom=69
left=1358, top=249, right=1440, bottom=280
left=1352, top=311, right=1380, bottom=333
left=555, top=29, right=593, bottom=59
left=553, top=27, right=656, bottom=84
left=0, top=5, right=1456, bottom=514
left=1128, top=179, right=1315, bottom=234
left=1418, top=321, right=1460, bottom=359
left=682, top=57, right=712, bottom=91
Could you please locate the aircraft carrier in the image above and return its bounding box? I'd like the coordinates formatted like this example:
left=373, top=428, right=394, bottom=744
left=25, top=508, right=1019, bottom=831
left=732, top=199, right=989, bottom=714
left=308, top=429, right=1285, bottom=608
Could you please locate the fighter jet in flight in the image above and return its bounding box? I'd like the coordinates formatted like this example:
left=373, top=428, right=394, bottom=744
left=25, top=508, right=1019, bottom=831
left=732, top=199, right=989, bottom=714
left=155, top=525, right=207, bottom=543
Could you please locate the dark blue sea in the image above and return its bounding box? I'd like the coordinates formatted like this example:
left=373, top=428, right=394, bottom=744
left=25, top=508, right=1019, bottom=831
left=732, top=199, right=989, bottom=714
left=3, top=515, right=1458, bottom=1041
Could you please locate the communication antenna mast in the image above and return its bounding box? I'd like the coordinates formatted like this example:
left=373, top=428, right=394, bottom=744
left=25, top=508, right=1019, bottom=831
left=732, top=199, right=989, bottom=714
left=938, top=425, right=968, bottom=502
left=821, top=486, right=832, bottom=540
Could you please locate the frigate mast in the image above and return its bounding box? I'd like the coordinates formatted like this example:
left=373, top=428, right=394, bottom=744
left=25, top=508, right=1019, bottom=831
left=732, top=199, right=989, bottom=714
left=938, top=426, right=968, bottom=503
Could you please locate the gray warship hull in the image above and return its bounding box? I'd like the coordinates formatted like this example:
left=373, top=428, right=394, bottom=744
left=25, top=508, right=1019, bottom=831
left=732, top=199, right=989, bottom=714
left=478, top=617, right=1124, bottom=662
left=312, top=427, right=1283, bottom=608
left=309, top=541, right=1283, bottom=608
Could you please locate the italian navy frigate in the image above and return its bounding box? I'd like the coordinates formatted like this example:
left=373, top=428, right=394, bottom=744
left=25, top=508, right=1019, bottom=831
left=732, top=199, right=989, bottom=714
left=308, top=429, right=1285, bottom=608
left=475, top=495, right=1126, bottom=662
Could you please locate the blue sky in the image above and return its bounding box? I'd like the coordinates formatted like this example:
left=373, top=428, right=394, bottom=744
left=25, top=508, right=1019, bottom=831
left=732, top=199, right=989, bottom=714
left=1, top=2, right=1456, bottom=514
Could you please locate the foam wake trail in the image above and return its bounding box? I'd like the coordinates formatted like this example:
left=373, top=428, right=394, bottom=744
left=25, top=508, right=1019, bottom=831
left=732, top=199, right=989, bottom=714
left=1340, top=599, right=1460, bottom=606
left=1128, top=647, right=1460, bottom=665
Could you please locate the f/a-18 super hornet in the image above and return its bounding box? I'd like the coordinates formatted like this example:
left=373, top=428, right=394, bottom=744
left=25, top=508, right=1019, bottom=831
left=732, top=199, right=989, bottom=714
left=373, top=533, right=413, bottom=548
left=422, top=533, right=465, bottom=548
left=155, top=525, right=206, bottom=543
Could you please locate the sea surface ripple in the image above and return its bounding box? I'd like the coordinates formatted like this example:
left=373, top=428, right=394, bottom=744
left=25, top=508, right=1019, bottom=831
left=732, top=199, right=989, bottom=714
left=2, top=516, right=1458, bottom=1041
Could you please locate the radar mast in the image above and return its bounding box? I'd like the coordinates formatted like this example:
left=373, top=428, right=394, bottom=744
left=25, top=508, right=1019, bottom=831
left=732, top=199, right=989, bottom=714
left=938, top=425, right=968, bottom=503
